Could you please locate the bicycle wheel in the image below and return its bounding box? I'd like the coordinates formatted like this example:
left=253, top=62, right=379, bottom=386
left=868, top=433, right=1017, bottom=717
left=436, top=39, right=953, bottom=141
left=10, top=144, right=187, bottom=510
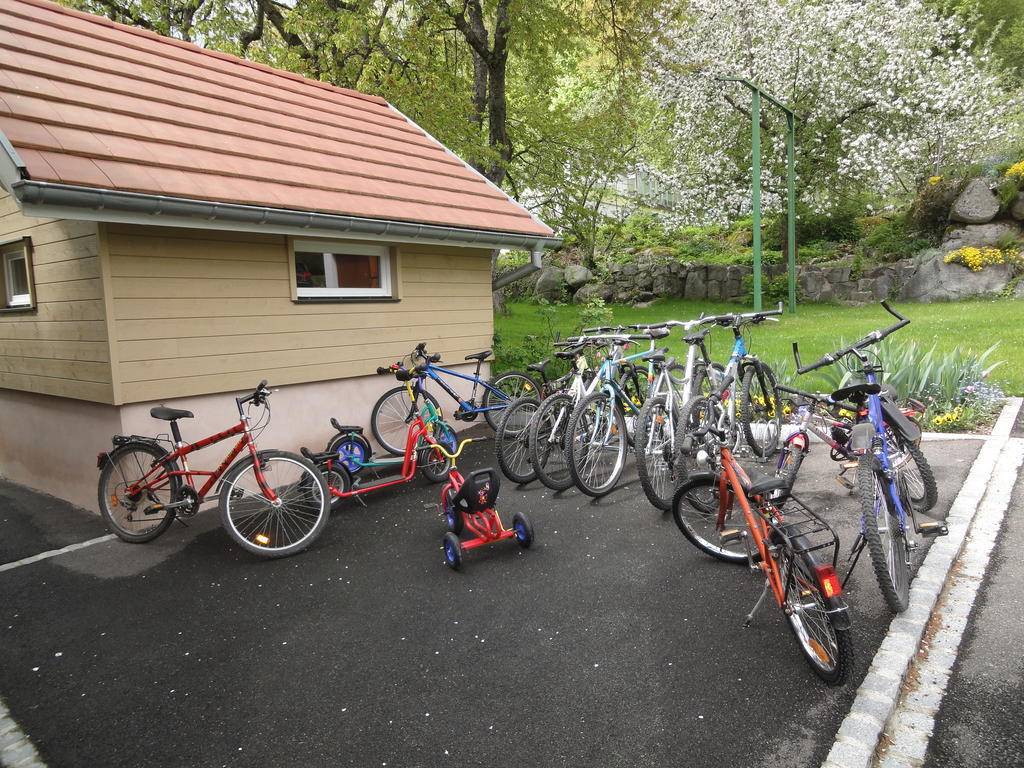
left=482, top=370, right=541, bottom=430
left=371, top=386, right=442, bottom=455
left=857, top=458, right=911, bottom=612
left=776, top=437, right=807, bottom=490
left=495, top=396, right=540, bottom=484
left=618, top=365, right=649, bottom=445
left=418, top=421, right=457, bottom=483
left=528, top=392, right=575, bottom=491
left=780, top=545, right=853, bottom=685
left=673, top=395, right=718, bottom=484
left=325, top=432, right=372, bottom=474
left=887, top=429, right=938, bottom=513
left=671, top=473, right=747, bottom=563
left=321, top=461, right=352, bottom=514
left=97, top=442, right=180, bottom=543
left=566, top=391, right=628, bottom=498
left=635, top=394, right=679, bottom=510
left=740, top=362, right=782, bottom=457
left=219, top=450, right=329, bottom=558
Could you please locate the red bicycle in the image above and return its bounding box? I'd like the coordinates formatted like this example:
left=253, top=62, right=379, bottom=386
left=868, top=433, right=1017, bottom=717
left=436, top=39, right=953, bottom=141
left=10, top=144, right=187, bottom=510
left=96, top=381, right=330, bottom=558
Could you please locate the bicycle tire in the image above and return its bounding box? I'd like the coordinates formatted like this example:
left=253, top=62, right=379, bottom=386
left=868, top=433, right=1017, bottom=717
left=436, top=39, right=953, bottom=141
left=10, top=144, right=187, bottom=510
left=219, top=450, right=329, bottom=558
left=566, top=391, right=628, bottom=498
left=97, top=442, right=180, bottom=543
left=672, top=394, right=719, bottom=486
left=321, top=461, right=352, bottom=514
left=857, top=457, right=911, bottom=612
left=740, top=362, right=782, bottom=457
left=671, top=473, right=747, bottom=563
left=325, top=431, right=372, bottom=474
left=528, top=392, right=575, bottom=491
left=482, top=370, right=541, bottom=431
left=635, top=394, right=679, bottom=510
left=776, top=437, right=808, bottom=490
left=780, top=544, right=853, bottom=686
left=887, top=429, right=938, bottom=513
left=371, top=386, right=442, bottom=455
left=495, top=396, right=540, bottom=484
left=417, top=421, right=456, bottom=483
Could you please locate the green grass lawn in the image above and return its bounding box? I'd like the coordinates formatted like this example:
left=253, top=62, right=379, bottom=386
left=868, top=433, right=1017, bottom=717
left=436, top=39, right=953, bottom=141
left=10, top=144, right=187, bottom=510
left=494, top=297, right=1024, bottom=395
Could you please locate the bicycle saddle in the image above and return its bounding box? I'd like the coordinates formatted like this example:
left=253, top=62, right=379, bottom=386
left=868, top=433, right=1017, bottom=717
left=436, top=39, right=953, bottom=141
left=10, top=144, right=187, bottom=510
left=465, top=350, right=491, bottom=361
left=527, top=359, right=550, bottom=374
left=745, top=474, right=791, bottom=499
left=150, top=406, right=194, bottom=421
left=831, top=382, right=881, bottom=403
left=453, top=468, right=501, bottom=513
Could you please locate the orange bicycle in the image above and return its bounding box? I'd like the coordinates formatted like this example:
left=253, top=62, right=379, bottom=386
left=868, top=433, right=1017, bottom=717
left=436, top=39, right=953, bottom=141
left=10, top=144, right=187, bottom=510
left=671, top=376, right=853, bottom=685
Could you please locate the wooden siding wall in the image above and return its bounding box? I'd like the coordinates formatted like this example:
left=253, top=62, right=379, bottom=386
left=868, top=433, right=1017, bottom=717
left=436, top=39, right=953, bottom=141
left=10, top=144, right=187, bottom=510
left=104, top=223, right=494, bottom=404
left=0, top=192, right=111, bottom=402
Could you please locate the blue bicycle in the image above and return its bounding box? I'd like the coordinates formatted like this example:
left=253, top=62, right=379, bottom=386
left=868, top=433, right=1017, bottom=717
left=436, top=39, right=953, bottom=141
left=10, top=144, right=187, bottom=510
left=792, top=301, right=941, bottom=613
left=370, top=342, right=540, bottom=454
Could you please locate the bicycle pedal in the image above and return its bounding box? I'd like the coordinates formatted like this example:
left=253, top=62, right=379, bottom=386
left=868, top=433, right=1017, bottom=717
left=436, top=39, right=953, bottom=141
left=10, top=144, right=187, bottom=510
left=835, top=474, right=855, bottom=491
left=720, top=529, right=745, bottom=546
left=917, top=521, right=948, bottom=538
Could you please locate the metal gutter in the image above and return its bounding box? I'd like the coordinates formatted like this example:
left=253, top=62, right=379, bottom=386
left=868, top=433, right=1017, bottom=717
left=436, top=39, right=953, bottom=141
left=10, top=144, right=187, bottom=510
left=10, top=179, right=562, bottom=253
left=0, top=133, right=28, bottom=191
left=492, top=249, right=544, bottom=290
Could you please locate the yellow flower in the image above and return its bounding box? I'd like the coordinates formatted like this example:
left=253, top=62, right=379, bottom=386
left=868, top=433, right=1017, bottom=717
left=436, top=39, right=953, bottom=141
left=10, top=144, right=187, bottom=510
left=1007, top=161, right=1024, bottom=180
left=928, top=175, right=942, bottom=185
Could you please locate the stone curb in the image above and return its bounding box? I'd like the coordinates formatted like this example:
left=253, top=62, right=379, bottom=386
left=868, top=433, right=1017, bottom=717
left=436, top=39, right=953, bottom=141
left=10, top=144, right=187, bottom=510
left=819, top=396, right=1023, bottom=768
left=0, top=695, right=45, bottom=768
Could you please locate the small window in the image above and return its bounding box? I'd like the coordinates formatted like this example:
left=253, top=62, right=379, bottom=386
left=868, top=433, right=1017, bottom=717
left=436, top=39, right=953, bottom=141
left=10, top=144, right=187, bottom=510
left=294, top=241, right=392, bottom=299
left=1, top=238, right=33, bottom=310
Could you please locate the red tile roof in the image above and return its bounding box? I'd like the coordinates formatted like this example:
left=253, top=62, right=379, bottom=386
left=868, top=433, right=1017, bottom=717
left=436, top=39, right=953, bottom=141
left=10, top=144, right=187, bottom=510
left=0, top=0, right=554, bottom=238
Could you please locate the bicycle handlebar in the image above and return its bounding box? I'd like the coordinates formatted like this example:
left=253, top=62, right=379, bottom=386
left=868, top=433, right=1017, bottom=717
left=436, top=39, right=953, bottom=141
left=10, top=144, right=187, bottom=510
left=793, top=301, right=909, bottom=374
left=236, top=380, right=272, bottom=410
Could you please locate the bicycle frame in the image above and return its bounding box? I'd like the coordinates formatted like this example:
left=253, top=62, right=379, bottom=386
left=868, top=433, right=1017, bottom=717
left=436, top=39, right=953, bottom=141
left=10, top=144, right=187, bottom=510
left=121, top=413, right=276, bottom=507
left=420, top=363, right=509, bottom=416
left=330, top=384, right=451, bottom=498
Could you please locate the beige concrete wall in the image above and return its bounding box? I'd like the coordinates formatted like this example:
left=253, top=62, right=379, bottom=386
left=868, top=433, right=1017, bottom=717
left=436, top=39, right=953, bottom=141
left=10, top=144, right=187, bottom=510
left=0, top=191, right=111, bottom=402
left=0, top=388, right=121, bottom=509
left=0, top=370, right=483, bottom=513
left=104, top=223, right=495, bottom=405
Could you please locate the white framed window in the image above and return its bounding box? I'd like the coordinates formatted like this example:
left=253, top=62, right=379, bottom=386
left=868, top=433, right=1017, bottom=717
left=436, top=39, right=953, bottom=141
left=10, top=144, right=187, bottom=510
left=1, top=238, right=33, bottom=310
left=293, top=241, right=392, bottom=299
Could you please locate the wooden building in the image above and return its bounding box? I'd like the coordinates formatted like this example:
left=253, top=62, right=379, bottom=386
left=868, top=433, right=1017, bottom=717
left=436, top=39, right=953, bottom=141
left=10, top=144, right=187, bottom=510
left=0, top=0, right=557, bottom=508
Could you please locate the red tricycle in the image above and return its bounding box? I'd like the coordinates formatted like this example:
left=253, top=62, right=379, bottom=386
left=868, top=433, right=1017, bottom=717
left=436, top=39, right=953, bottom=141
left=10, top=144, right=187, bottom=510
left=441, top=461, right=534, bottom=570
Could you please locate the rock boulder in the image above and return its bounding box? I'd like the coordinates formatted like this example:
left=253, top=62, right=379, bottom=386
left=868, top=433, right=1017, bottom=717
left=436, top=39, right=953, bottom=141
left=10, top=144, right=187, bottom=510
left=563, top=265, right=594, bottom=289
left=949, top=179, right=999, bottom=224
left=901, top=253, right=1012, bottom=301
left=533, top=266, right=565, bottom=302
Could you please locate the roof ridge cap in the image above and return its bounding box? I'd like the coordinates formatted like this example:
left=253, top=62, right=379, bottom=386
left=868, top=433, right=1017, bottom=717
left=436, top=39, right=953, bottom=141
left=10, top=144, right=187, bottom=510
left=19, top=0, right=389, bottom=108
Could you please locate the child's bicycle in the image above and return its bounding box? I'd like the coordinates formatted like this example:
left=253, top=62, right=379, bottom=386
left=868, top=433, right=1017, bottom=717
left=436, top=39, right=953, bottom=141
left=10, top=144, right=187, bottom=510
left=302, top=365, right=458, bottom=509
left=441, top=455, right=534, bottom=570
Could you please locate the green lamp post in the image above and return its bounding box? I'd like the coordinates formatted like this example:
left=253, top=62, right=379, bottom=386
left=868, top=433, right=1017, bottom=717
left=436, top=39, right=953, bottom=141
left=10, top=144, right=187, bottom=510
left=717, top=77, right=799, bottom=313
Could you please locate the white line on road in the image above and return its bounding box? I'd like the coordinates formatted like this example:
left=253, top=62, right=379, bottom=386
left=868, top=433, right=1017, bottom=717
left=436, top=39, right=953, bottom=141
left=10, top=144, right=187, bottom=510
left=0, top=534, right=115, bottom=574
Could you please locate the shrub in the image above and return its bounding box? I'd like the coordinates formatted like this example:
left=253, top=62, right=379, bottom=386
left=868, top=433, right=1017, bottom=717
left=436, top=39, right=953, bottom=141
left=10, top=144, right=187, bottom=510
left=862, top=215, right=932, bottom=262
left=742, top=273, right=798, bottom=305
left=806, top=337, right=1005, bottom=432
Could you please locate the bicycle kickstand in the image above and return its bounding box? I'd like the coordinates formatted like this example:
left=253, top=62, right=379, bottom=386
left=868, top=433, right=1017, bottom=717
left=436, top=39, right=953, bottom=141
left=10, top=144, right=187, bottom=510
left=842, top=534, right=867, bottom=589
left=744, top=579, right=772, bottom=628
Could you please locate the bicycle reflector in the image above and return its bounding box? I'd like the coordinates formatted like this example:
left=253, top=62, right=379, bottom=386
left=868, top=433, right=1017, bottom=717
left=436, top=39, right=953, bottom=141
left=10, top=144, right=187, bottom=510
left=255, top=534, right=270, bottom=545
left=814, top=564, right=842, bottom=598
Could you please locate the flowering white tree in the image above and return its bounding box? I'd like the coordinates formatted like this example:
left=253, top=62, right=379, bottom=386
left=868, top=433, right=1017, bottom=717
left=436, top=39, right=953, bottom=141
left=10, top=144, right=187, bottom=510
left=651, top=0, right=1015, bottom=223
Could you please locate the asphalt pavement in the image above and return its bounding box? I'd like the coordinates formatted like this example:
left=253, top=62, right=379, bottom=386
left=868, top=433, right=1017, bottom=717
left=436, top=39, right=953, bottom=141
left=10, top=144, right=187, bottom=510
left=923, top=449, right=1024, bottom=767
left=0, top=436, right=985, bottom=768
